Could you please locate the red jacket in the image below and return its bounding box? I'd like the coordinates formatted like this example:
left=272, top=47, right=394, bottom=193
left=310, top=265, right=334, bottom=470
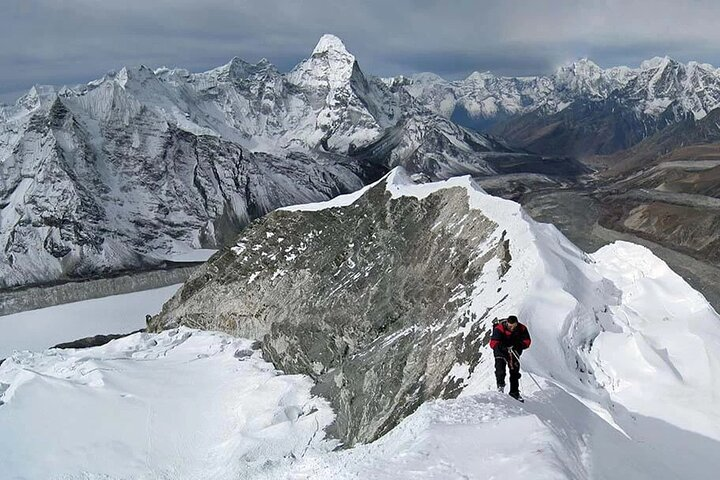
left=489, top=321, right=531, bottom=352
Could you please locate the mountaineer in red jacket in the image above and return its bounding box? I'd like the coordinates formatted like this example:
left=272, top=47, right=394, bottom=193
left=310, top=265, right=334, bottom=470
left=490, top=315, right=531, bottom=402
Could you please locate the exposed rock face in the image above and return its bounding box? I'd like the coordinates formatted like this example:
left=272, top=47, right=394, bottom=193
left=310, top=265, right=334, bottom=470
left=150, top=170, right=517, bottom=445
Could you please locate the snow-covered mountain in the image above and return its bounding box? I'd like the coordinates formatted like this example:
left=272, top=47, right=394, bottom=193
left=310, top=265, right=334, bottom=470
left=397, top=57, right=720, bottom=124
left=394, top=57, right=720, bottom=155
left=3, top=168, right=720, bottom=478
left=1, top=34, right=559, bottom=290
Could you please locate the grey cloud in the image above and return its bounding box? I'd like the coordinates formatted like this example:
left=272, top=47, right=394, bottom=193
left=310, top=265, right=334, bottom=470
left=2, top=0, right=720, bottom=103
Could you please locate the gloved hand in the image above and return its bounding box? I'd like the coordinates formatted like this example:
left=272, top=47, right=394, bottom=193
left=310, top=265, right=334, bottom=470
left=494, top=346, right=509, bottom=357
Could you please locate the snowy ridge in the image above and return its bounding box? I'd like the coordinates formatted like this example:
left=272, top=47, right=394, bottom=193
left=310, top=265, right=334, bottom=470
left=2, top=168, right=720, bottom=477
left=276, top=166, right=720, bottom=449
left=386, top=168, right=720, bottom=438
left=261, top=166, right=720, bottom=433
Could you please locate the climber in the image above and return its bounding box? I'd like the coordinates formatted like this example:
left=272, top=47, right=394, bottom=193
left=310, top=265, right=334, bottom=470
left=490, top=315, right=531, bottom=402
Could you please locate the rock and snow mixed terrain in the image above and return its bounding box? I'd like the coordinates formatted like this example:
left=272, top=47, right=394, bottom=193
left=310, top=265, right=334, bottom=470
left=6, top=168, right=706, bottom=478
left=1, top=170, right=720, bottom=477
left=2, top=169, right=720, bottom=478
left=149, top=168, right=720, bottom=448
left=394, top=57, right=720, bottom=156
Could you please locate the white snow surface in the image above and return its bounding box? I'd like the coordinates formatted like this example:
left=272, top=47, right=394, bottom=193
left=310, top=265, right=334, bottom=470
left=3, top=168, right=720, bottom=479
left=0, top=284, right=181, bottom=358
left=0, top=328, right=337, bottom=480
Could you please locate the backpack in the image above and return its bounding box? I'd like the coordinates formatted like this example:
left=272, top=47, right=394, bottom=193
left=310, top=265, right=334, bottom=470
left=492, top=317, right=507, bottom=328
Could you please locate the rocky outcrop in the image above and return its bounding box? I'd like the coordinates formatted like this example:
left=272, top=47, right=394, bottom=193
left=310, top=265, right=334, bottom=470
left=150, top=169, right=519, bottom=445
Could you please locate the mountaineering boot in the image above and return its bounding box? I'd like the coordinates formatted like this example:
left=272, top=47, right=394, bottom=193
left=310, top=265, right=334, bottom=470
left=509, top=391, right=524, bottom=403
left=497, top=384, right=505, bottom=393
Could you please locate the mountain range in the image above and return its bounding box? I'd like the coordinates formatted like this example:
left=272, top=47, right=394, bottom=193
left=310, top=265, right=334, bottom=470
left=395, top=57, right=720, bottom=157
left=3, top=34, right=720, bottom=295
left=3, top=33, right=720, bottom=479
left=1, top=35, right=569, bottom=290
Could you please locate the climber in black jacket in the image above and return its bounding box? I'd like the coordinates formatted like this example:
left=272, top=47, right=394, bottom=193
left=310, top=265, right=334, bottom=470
left=490, top=315, right=532, bottom=401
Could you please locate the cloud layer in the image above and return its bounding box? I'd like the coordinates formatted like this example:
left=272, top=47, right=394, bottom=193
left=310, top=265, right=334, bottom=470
left=2, top=0, right=719, bottom=102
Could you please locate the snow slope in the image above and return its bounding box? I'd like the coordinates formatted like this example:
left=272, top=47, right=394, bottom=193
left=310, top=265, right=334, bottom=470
left=0, top=284, right=181, bottom=358
left=381, top=170, right=720, bottom=445
left=2, top=169, right=720, bottom=479
left=0, top=331, right=587, bottom=480
left=0, top=328, right=336, bottom=479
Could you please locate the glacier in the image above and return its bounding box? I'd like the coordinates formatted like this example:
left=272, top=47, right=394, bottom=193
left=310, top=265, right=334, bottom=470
left=0, top=283, right=181, bottom=358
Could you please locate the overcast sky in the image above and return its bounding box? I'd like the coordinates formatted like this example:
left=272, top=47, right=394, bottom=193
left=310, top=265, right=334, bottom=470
left=2, top=0, right=719, bottom=103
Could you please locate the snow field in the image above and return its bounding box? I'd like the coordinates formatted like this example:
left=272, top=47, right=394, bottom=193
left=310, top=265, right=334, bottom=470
left=0, top=284, right=183, bottom=358
left=0, top=328, right=337, bottom=480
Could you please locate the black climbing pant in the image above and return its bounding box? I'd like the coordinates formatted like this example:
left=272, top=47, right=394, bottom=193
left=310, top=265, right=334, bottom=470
left=495, top=354, right=521, bottom=394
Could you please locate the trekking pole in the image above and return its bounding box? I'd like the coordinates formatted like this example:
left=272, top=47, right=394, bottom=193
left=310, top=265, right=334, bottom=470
left=510, top=348, right=545, bottom=393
